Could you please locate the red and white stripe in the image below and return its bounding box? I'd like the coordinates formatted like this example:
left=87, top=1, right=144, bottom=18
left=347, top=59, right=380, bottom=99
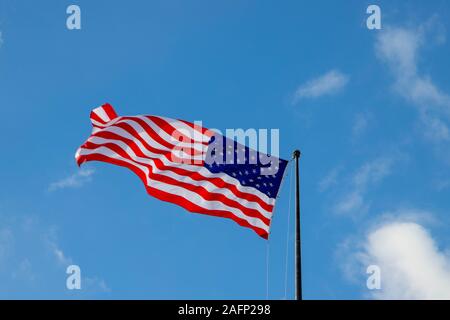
left=75, top=103, right=277, bottom=239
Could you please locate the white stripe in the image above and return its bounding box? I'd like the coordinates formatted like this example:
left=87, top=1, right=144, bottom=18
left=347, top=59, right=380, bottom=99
left=91, top=119, right=106, bottom=127
left=114, top=117, right=205, bottom=160
left=99, top=116, right=205, bottom=154
left=136, top=116, right=206, bottom=153
left=77, top=146, right=270, bottom=232
left=85, top=125, right=275, bottom=206
left=92, top=106, right=110, bottom=122
left=89, top=113, right=210, bottom=144
left=155, top=115, right=212, bottom=143
left=86, top=136, right=273, bottom=219
left=92, top=121, right=204, bottom=162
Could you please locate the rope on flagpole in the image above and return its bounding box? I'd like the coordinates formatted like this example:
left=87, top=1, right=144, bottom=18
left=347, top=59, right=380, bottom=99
left=284, top=160, right=294, bottom=299
left=266, top=159, right=291, bottom=300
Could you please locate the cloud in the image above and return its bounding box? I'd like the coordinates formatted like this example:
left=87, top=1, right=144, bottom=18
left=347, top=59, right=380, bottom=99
left=333, top=157, right=394, bottom=215
left=292, top=70, right=349, bottom=104
left=363, top=221, right=450, bottom=299
left=339, top=210, right=450, bottom=299
left=352, top=157, right=393, bottom=188
left=375, top=24, right=450, bottom=142
left=334, top=191, right=367, bottom=214
left=421, top=114, right=450, bottom=142
left=352, top=112, right=372, bottom=140
left=0, top=227, right=13, bottom=266
left=43, top=227, right=73, bottom=266
left=11, top=259, right=35, bottom=282
left=318, top=167, right=340, bottom=192
left=84, top=277, right=111, bottom=293
left=48, top=168, right=94, bottom=192
left=434, top=178, right=450, bottom=191
left=0, top=214, right=110, bottom=297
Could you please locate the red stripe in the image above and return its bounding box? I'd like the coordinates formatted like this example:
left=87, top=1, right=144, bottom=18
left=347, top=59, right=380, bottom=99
left=86, top=130, right=272, bottom=211
left=179, top=119, right=214, bottom=138
left=147, top=116, right=207, bottom=146
left=90, top=130, right=183, bottom=164
left=148, top=183, right=270, bottom=239
left=93, top=123, right=202, bottom=165
left=102, top=103, right=118, bottom=120
left=80, top=140, right=271, bottom=225
left=123, top=116, right=197, bottom=155
left=77, top=106, right=277, bottom=239
left=77, top=152, right=269, bottom=239
left=90, top=112, right=106, bottom=125
left=113, top=116, right=204, bottom=157
left=151, top=158, right=272, bottom=225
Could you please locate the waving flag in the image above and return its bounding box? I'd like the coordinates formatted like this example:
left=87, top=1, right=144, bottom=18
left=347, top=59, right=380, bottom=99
left=75, top=103, right=288, bottom=239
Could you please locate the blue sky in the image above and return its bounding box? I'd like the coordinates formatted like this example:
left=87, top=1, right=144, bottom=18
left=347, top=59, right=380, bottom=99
left=0, top=0, right=450, bottom=299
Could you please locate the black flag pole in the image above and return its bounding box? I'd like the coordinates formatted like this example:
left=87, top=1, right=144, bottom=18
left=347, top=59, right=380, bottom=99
left=293, top=150, right=302, bottom=301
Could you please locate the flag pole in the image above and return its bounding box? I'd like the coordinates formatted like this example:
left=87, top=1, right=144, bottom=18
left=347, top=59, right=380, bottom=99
left=293, top=149, right=302, bottom=301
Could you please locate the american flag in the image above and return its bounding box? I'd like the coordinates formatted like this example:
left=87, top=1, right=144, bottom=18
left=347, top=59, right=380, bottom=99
left=75, top=103, right=288, bottom=239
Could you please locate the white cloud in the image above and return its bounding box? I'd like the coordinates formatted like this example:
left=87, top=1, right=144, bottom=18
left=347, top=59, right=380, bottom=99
left=352, top=157, right=393, bottom=188
left=364, top=221, right=450, bottom=299
left=334, top=191, right=366, bottom=214
left=376, top=25, right=450, bottom=142
left=333, top=157, right=394, bottom=215
left=376, top=27, right=420, bottom=82
left=421, top=112, right=450, bottom=142
left=318, top=167, right=340, bottom=192
left=0, top=214, right=109, bottom=296
left=352, top=112, right=371, bottom=139
left=11, top=259, right=35, bottom=282
left=292, top=70, right=349, bottom=104
left=0, top=227, right=13, bottom=266
left=434, top=178, right=450, bottom=191
left=84, top=276, right=111, bottom=293
left=48, top=168, right=94, bottom=191
left=339, top=210, right=450, bottom=299
left=44, top=230, right=72, bottom=266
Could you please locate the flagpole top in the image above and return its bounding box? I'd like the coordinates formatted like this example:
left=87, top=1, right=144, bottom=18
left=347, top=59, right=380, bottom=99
left=293, top=149, right=301, bottom=159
